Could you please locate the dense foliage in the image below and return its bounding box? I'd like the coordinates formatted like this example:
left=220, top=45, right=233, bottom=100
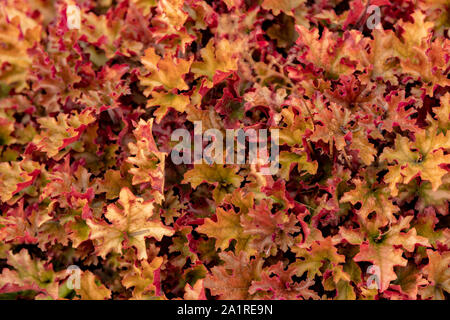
left=0, top=0, right=449, bottom=300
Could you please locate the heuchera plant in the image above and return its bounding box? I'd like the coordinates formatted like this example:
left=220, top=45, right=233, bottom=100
left=0, top=0, right=449, bottom=300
